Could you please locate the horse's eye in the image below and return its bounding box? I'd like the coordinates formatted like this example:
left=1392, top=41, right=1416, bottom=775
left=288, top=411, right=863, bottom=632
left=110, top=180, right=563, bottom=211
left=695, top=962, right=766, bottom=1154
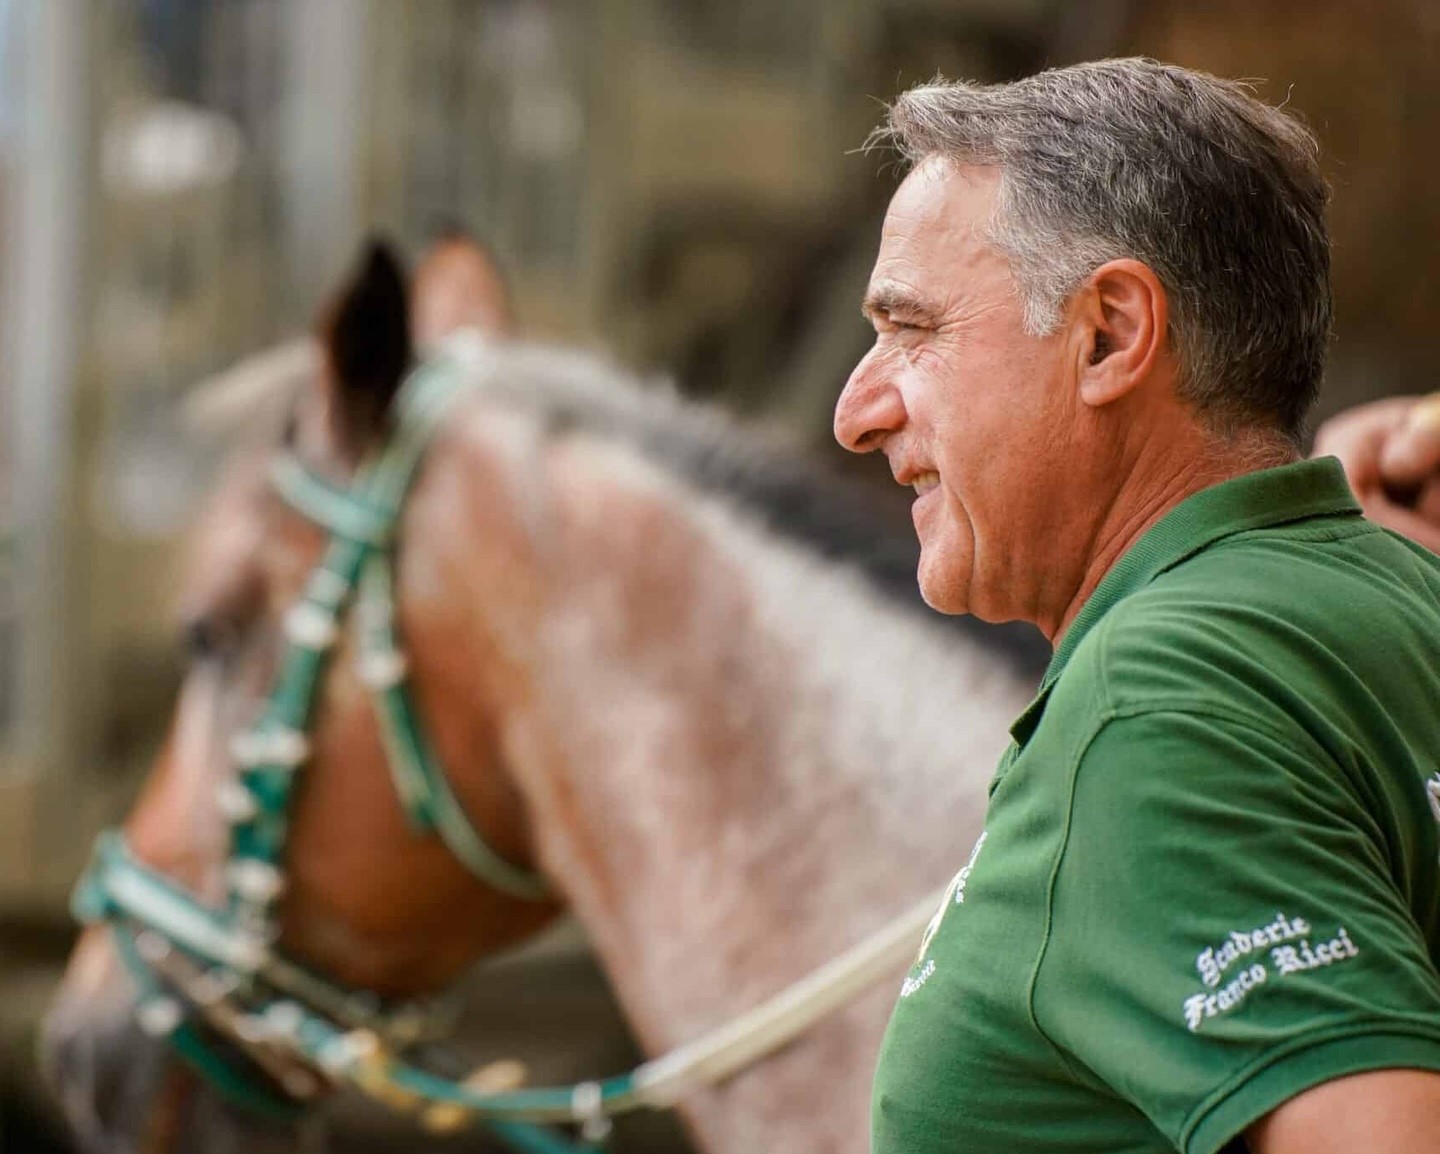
left=181, top=616, right=229, bottom=663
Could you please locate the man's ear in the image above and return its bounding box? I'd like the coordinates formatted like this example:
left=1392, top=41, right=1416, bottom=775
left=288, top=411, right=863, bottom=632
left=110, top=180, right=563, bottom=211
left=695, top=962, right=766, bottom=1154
left=1073, top=259, right=1169, bottom=409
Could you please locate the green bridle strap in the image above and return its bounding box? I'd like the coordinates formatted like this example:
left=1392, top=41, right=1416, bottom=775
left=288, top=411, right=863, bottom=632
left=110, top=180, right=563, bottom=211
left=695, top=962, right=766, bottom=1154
left=356, top=557, right=550, bottom=900
left=257, top=353, right=550, bottom=902
left=73, top=832, right=441, bottom=1044
left=268, top=458, right=391, bottom=547
left=109, top=925, right=303, bottom=1122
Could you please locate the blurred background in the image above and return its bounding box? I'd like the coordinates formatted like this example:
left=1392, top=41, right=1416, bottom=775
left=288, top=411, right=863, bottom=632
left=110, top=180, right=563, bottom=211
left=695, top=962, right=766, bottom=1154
left=0, top=0, right=1435, bottom=1150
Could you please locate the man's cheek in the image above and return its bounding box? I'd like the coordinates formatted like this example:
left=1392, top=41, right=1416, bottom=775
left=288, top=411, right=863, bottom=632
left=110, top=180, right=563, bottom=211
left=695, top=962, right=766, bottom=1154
left=909, top=345, right=957, bottom=381
left=922, top=504, right=974, bottom=569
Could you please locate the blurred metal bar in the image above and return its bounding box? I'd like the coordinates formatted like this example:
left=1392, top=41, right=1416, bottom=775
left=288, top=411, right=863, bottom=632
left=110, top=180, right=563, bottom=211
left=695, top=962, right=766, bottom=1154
left=0, top=0, right=92, bottom=908
left=4, top=0, right=89, bottom=777
left=279, top=0, right=373, bottom=311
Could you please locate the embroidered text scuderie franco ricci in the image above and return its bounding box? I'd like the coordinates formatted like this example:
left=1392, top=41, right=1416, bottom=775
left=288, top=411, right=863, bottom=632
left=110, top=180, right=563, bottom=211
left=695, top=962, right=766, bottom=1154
left=1195, top=912, right=1311, bottom=988
left=1182, top=915, right=1362, bottom=1033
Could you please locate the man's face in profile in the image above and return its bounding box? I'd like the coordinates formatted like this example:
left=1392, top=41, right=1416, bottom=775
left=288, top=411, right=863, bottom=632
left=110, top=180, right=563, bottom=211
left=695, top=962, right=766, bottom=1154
left=835, top=158, right=1072, bottom=623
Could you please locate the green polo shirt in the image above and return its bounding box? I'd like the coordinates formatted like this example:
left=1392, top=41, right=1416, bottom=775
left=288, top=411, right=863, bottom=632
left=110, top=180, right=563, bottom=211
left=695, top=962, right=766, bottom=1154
left=872, top=457, right=1440, bottom=1154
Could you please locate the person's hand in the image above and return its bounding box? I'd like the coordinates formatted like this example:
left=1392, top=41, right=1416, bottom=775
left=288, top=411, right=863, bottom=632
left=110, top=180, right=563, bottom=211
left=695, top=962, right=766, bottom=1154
left=1312, top=394, right=1440, bottom=552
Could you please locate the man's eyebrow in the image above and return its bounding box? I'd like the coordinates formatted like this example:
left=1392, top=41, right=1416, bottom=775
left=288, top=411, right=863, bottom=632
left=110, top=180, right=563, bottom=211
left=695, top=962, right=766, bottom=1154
left=861, top=283, right=938, bottom=324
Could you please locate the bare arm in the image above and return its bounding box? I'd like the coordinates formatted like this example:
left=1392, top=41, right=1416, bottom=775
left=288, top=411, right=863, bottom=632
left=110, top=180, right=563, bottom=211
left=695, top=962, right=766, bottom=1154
left=1247, top=1068, right=1440, bottom=1153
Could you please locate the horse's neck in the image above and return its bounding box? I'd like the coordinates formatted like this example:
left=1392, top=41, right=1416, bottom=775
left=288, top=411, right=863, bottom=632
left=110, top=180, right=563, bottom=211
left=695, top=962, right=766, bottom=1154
left=497, top=436, right=1035, bottom=1151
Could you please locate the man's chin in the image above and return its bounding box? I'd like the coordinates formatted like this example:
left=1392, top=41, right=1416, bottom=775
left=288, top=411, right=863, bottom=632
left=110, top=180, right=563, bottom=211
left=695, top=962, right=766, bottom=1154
left=916, top=559, right=969, bottom=616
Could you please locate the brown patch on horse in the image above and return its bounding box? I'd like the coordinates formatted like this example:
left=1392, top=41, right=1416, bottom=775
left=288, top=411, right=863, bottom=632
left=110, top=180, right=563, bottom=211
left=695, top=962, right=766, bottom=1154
left=271, top=406, right=566, bottom=991
left=138, top=1061, right=199, bottom=1154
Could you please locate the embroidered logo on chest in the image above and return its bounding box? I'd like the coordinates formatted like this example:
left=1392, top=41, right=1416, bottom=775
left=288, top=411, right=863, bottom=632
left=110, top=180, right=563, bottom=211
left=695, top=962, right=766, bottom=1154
left=902, top=830, right=987, bottom=999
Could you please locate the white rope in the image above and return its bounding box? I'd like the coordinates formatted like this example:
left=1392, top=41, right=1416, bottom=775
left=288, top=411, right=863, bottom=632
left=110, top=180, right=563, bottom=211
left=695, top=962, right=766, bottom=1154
left=629, top=888, right=941, bottom=1107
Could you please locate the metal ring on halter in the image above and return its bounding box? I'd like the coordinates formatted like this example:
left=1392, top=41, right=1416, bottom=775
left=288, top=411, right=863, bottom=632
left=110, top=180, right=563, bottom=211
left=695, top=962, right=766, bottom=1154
left=216, top=778, right=260, bottom=823
left=358, top=647, right=408, bottom=690
left=572, top=1081, right=611, bottom=1142
left=284, top=602, right=340, bottom=651
left=135, top=930, right=172, bottom=965
left=230, top=727, right=311, bottom=770
left=263, top=1001, right=306, bottom=1041
left=227, top=858, right=287, bottom=905
left=227, top=929, right=272, bottom=975
left=136, top=996, right=185, bottom=1038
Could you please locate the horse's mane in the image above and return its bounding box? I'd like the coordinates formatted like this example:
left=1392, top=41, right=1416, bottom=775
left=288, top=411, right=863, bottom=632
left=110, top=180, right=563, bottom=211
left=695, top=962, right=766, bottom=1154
left=456, top=341, right=1050, bottom=681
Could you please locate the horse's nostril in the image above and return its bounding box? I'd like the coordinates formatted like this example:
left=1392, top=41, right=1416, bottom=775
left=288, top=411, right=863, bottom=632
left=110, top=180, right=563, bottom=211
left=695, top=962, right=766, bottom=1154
left=41, top=1004, right=172, bottom=1154
left=38, top=1007, right=80, bottom=1094
left=39, top=1011, right=110, bottom=1152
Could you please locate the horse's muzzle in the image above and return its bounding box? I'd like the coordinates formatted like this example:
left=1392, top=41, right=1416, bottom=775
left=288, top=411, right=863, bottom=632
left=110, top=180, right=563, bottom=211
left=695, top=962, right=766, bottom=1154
left=41, top=932, right=302, bottom=1154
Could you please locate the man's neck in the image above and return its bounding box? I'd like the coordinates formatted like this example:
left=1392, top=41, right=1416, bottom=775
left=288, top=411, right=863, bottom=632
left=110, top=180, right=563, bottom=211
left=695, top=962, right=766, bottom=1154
left=1046, top=426, right=1297, bottom=647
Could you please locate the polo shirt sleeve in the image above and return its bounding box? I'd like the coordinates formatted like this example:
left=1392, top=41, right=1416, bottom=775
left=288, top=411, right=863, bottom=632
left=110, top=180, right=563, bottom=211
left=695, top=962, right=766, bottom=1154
left=1031, top=707, right=1440, bottom=1154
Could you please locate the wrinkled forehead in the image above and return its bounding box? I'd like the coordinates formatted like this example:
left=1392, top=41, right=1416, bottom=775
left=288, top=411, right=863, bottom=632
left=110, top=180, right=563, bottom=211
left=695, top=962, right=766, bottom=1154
left=868, top=160, right=1010, bottom=314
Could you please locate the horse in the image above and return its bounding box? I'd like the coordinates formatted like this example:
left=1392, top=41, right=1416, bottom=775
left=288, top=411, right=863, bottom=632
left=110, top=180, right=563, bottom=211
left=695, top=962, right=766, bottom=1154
left=42, top=238, right=1045, bottom=1154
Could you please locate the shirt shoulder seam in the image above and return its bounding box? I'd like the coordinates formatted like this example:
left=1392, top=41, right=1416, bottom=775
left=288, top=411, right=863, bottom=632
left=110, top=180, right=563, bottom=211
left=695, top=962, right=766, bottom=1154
left=1100, top=701, right=1321, bottom=751
left=1026, top=708, right=1115, bottom=1082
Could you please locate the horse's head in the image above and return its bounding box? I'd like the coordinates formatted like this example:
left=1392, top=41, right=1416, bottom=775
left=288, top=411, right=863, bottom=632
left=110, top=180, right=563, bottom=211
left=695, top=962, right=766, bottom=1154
left=43, top=236, right=560, bottom=1153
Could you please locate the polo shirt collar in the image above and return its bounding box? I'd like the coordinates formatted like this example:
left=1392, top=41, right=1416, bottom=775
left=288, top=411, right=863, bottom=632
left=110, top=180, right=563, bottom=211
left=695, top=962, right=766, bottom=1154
left=1007, top=456, right=1361, bottom=747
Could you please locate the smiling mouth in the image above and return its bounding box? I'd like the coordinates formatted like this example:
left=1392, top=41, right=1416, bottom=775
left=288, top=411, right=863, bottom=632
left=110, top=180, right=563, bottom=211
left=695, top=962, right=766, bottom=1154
left=911, top=471, right=940, bottom=496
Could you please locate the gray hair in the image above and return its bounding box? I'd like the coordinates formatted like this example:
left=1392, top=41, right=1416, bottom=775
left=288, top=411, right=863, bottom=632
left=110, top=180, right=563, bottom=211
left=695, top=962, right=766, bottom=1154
left=870, top=58, right=1332, bottom=442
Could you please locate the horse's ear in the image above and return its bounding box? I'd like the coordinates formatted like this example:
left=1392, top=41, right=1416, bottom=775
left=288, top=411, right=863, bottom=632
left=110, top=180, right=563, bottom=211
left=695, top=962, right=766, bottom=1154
left=317, top=238, right=413, bottom=459
left=411, top=228, right=516, bottom=349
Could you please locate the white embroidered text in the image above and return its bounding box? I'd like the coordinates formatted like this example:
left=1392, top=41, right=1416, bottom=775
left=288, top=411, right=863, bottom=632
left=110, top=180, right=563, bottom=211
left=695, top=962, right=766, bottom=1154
left=1195, top=912, right=1310, bottom=987
left=1180, top=915, right=1361, bottom=1032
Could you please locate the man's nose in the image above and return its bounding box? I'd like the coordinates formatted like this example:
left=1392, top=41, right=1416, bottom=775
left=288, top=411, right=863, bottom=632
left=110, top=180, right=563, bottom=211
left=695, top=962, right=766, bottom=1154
left=834, top=350, right=905, bottom=453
